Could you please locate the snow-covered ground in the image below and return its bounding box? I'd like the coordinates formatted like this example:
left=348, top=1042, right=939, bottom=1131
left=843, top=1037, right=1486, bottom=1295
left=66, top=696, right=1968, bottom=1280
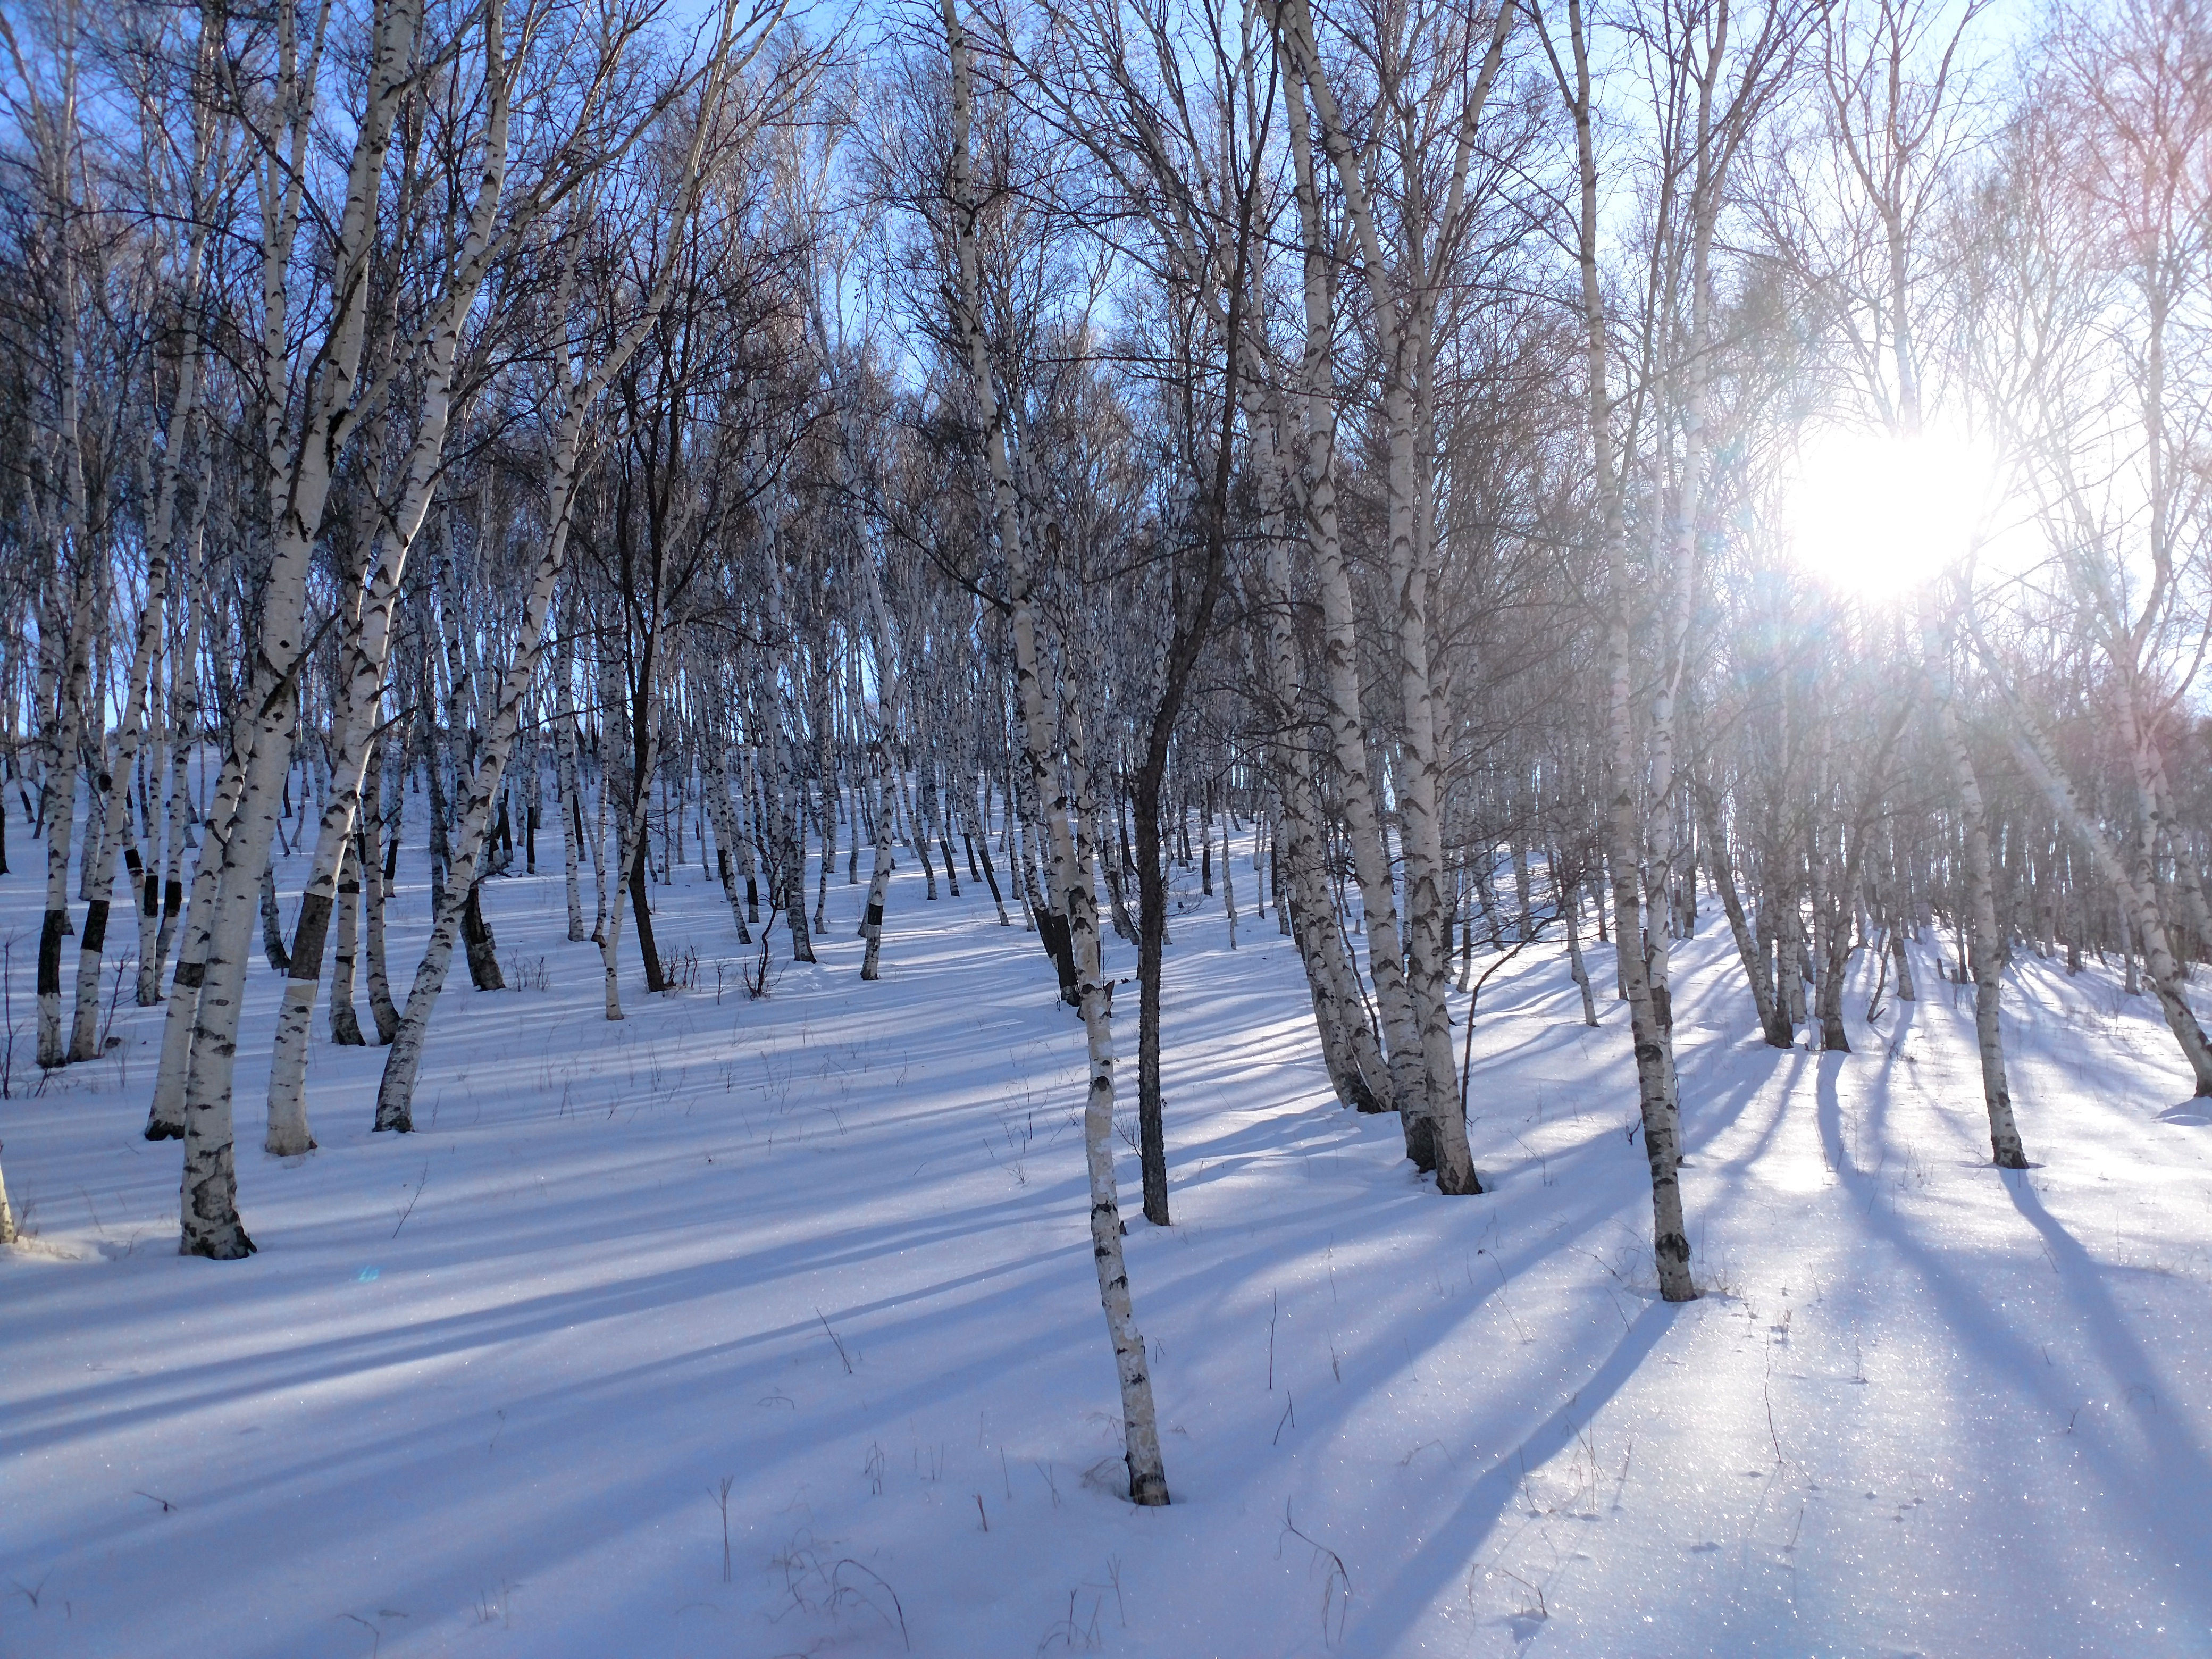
left=5, top=814, right=2211, bottom=1657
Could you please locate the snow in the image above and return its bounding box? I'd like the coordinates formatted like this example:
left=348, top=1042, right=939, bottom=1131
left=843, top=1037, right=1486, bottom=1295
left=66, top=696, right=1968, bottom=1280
left=6, top=817, right=2212, bottom=1657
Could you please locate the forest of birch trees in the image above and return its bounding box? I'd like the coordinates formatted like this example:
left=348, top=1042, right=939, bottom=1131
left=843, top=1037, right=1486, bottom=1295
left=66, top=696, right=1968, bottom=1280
left=2, top=0, right=2208, bottom=1508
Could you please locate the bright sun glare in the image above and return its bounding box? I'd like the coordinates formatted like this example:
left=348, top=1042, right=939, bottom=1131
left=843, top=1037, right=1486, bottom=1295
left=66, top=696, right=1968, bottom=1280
left=1784, top=426, right=2000, bottom=600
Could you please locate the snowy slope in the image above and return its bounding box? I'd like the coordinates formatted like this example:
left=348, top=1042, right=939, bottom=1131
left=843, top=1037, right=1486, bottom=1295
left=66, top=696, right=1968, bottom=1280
left=5, top=824, right=2211, bottom=1658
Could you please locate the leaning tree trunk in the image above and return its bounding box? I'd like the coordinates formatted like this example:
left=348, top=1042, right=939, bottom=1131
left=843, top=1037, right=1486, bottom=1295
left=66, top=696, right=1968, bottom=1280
left=1989, top=659, right=2212, bottom=1097
left=173, top=0, right=438, bottom=1256
left=1243, top=418, right=1388, bottom=1114
left=375, top=699, right=566, bottom=1130
left=1283, top=0, right=1510, bottom=1193
left=370, top=138, right=731, bottom=1101
left=1564, top=883, right=1600, bottom=1028
left=178, top=702, right=303, bottom=1259
left=264, top=545, right=414, bottom=1151
left=1697, top=780, right=1792, bottom=1047
left=1282, top=90, right=1413, bottom=1094
left=2149, top=763, right=2211, bottom=969
left=968, top=789, right=1010, bottom=926
left=379, top=456, right=605, bottom=1112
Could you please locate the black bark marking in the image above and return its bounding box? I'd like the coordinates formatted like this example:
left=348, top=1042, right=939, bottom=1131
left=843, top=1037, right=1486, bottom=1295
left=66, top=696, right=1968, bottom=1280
left=289, top=892, right=334, bottom=979
left=38, top=910, right=64, bottom=993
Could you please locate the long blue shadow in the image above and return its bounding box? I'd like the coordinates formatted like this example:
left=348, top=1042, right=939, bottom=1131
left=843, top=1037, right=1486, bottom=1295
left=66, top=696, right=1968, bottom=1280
left=1345, top=1300, right=1682, bottom=1655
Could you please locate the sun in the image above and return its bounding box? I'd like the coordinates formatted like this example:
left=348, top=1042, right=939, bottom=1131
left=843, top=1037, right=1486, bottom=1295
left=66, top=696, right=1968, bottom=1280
left=1783, top=424, right=2000, bottom=600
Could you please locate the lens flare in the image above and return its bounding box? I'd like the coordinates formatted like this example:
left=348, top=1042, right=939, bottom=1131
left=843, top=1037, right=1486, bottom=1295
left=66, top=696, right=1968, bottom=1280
left=1784, top=425, right=1999, bottom=599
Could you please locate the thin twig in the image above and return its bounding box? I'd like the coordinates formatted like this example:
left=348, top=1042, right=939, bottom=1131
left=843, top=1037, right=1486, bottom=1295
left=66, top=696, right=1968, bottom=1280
left=815, top=1306, right=853, bottom=1373
left=392, top=1163, right=430, bottom=1237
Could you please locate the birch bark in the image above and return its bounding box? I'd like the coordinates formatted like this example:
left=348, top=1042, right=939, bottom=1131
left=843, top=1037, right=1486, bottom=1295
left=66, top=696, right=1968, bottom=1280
left=1696, top=777, right=1792, bottom=1046
left=176, top=0, right=420, bottom=1256
left=1536, top=0, right=1695, bottom=1298
left=374, top=35, right=752, bottom=1111
left=1275, top=39, right=1422, bottom=1144
left=70, top=122, right=216, bottom=1055
left=943, top=0, right=1166, bottom=1503
left=264, top=18, right=521, bottom=1152
left=1926, top=621, right=2026, bottom=1158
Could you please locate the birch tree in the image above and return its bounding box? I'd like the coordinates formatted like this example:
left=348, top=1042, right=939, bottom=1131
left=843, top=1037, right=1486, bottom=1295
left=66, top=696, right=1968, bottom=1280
left=941, top=0, right=1169, bottom=1504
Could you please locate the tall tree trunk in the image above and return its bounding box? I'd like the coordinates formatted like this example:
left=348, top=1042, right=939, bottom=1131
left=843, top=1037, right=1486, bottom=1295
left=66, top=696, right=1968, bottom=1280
left=362, top=737, right=401, bottom=1042
left=944, top=0, right=1166, bottom=1504
left=703, top=718, right=754, bottom=945
left=1277, top=47, right=1427, bottom=1155
left=151, top=556, right=201, bottom=1000
left=1697, top=780, right=1791, bottom=1046
left=72, top=312, right=202, bottom=1054
left=1929, top=644, right=2027, bottom=1160
left=1552, top=0, right=1695, bottom=1298
left=37, top=552, right=95, bottom=1071
left=1243, top=425, right=1387, bottom=1112
left=146, top=742, right=245, bottom=1138
left=556, top=627, right=589, bottom=942
left=858, top=748, right=900, bottom=979
left=330, top=831, right=365, bottom=1045
left=1565, top=884, right=1599, bottom=1028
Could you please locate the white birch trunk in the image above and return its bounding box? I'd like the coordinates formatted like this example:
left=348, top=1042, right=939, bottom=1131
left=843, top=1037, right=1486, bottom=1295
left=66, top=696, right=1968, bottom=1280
left=944, top=0, right=1166, bottom=1504
left=556, top=625, right=589, bottom=941
left=36, top=432, right=98, bottom=1070
left=265, top=348, right=476, bottom=1152
left=71, top=254, right=207, bottom=1054
left=702, top=720, right=754, bottom=945
left=330, top=831, right=365, bottom=1044
left=1937, top=674, right=2026, bottom=1160
left=378, top=396, right=627, bottom=1117
left=1243, top=391, right=1389, bottom=1111
left=361, top=734, right=400, bottom=1042
left=38, top=567, right=92, bottom=1070
left=1548, top=0, right=1695, bottom=1298
left=151, top=554, right=201, bottom=998
left=1566, top=893, right=1599, bottom=1027
left=145, top=741, right=245, bottom=1139
left=1276, top=46, right=1426, bottom=1146
left=175, top=0, right=425, bottom=1258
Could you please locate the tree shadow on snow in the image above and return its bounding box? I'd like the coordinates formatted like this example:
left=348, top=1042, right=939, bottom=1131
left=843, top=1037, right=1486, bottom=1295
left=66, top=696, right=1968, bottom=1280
left=1345, top=1300, right=1683, bottom=1654
left=1813, top=1054, right=2212, bottom=1639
